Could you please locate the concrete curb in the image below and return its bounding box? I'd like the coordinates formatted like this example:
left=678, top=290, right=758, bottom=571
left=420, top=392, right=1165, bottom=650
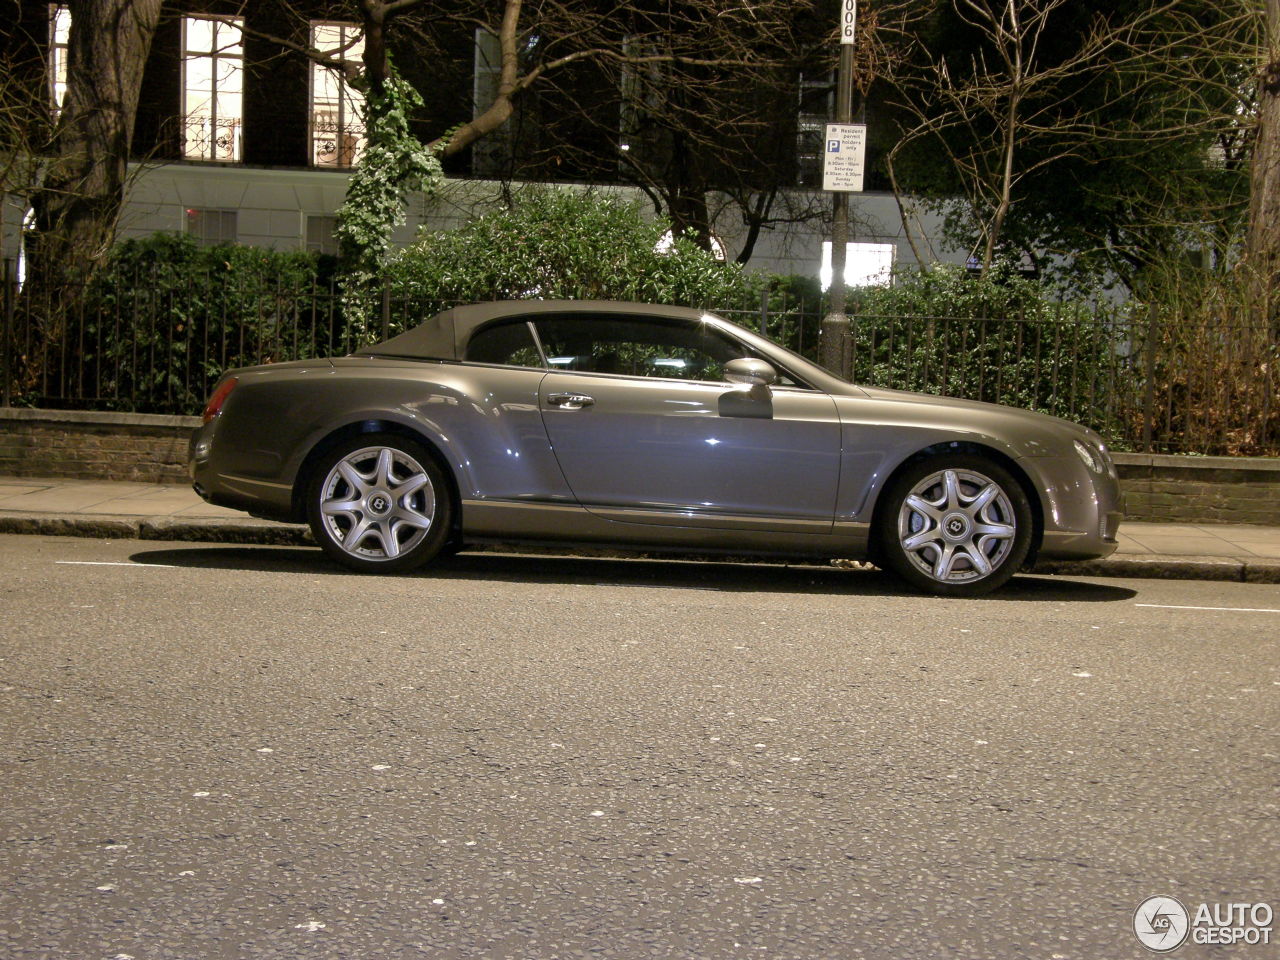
left=139, top=518, right=312, bottom=546
left=1033, top=556, right=1280, bottom=585
left=0, top=514, right=311, bottom=547
left=3, top=512, right=1278, bottom=584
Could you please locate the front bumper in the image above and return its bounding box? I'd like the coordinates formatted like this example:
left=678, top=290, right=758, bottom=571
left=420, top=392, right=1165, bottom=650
left=1020, top=454, right=1123, bottom=561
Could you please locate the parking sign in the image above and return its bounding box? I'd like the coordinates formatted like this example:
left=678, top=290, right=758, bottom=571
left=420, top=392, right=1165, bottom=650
left=822, top=123, right=866, bottom=192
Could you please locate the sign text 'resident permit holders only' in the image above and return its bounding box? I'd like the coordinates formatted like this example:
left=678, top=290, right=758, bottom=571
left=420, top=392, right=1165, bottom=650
left=822, top=123, right=867, bottom=192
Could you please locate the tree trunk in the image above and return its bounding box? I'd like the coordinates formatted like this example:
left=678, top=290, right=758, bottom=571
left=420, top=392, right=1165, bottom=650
left=983, top=88, right=1020, bottom=274
left=1247, top=0, right=1280, bottom=327
left=734, top=190, right=776, bottom=265
left=668, top=187, right=713, bottom=251
left=27, top=0, right=163, bottom=298
left=666, top=121, right=713, bottom=250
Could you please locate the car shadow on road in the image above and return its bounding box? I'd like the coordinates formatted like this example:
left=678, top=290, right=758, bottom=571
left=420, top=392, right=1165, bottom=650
left=129, top=544, right=1138, bottom=603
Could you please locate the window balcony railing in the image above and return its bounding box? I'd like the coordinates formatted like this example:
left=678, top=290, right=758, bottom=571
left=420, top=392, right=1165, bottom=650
left=312, top=116, right=366, bottom=167
left=183, top=115, right=242, bottom=163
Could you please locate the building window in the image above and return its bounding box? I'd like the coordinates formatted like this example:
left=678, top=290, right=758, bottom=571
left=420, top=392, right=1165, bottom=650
left=305, top=214, right=339, bottom=255
left=471, top=28, right=514, bottom=177
left=48, top=4, right=70, bottom=111
left=310, top=23, right=365, bottom=167
left=182, top=16, right=243, bottom=162
left=185, top=208, right=238, bottom=246
left=796, top=71, right=833, bottom=188
left=821, top=241, right=895, bottom=290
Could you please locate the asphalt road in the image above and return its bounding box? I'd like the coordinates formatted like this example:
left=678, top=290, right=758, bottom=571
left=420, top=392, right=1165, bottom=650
left=0, top=533, right=1276, bottom=960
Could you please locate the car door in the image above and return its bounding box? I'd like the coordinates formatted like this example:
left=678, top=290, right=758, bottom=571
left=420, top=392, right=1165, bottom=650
left=533, top=312, right=841, bottom=533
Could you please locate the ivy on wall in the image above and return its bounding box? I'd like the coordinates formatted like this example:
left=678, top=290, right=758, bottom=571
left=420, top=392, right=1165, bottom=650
left=334, top=63, right=444, bottom=338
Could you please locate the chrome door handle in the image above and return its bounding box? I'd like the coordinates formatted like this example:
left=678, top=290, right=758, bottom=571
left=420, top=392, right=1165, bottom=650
left=547, top=393, right=595, bottom=410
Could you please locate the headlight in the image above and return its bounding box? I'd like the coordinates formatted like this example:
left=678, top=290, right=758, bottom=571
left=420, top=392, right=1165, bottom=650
left=1097, top=440, right=1117, bottom=478
left=1073, top=439, right=1103, bottom=473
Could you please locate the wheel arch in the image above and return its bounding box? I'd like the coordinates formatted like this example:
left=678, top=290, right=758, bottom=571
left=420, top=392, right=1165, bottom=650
left=289, top=419, right=462, bottom=534
left=866, top=440, right=1044, bottom=567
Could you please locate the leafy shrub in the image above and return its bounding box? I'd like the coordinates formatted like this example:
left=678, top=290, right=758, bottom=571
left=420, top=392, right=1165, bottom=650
left=710, top=273, right=826, bottom=360
left=847, top=262, right=1128, bottom=437
left=384, top=188, right=754, bottom=332
left=72, top=234, right=337, bottom=414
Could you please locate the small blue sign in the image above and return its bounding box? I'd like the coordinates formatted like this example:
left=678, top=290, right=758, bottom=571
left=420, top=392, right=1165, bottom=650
left=827, top=140, right=841, bottom=153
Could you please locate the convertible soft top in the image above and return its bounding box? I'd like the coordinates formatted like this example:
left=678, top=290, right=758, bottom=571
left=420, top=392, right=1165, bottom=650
left=360, top=308, right=459, bottom=360
left=362, top=300, right=710, bottom=361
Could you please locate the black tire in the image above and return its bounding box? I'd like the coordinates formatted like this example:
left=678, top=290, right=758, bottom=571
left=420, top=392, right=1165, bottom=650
left=876, top=454, right=1032, bottom=597
left=305, top=433, right=454, bottom=574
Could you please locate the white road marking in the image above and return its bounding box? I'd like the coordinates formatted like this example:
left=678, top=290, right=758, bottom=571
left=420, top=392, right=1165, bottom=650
left=1136, top=603, right=1280, bottom=614
left=55, top=561, right=176, bottom=568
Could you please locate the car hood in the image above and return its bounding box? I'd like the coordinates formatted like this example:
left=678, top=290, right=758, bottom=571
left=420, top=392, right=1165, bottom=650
left=851, top=383, right=1103, bottom=457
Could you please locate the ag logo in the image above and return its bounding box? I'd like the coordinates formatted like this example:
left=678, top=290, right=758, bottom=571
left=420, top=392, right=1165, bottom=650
left=1134, top=896, right=1190, bottom=953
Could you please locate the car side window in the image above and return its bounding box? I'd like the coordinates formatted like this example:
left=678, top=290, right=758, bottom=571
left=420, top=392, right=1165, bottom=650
left=533, top=315, right=758, bottom=382
left=464, top=320, right=544, bottom=368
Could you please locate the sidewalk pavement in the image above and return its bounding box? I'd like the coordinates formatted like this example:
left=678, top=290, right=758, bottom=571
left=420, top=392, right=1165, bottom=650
left=1, top=475, right=1278, bottom=583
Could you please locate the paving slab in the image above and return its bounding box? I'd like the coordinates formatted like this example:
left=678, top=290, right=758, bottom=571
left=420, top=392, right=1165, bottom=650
left=0, top=480, right=54, bottom=499
left=1121, top=535, right=1251, bottom=557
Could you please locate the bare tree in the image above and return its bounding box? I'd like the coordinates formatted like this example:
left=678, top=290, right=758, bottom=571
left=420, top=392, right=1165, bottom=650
left=251, top=0, right=836, bottom=266
left=882, top=0, right=1259, bottom=280
left=26, top=0, right=164, bottom=297
left=519, top=0, right=828, bottom=263
left=0, top=45, right=53, bottom=266
left=339, top=0, right=530, bottom=159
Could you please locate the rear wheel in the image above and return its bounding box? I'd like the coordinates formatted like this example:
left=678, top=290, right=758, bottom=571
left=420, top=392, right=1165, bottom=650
left=877, top=455, right=1032, bottom=597
left=306, top=434, right=453, bottom=574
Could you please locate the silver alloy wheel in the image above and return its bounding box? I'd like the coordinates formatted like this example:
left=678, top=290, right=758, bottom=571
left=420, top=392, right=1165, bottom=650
left=318, top=445, right=437, bottom=561
left=896, top=467, right=1018, bottom=584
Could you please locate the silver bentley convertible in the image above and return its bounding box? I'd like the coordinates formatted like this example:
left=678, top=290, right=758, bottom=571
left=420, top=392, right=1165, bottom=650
left=189, top=300, right=1121, bottom=596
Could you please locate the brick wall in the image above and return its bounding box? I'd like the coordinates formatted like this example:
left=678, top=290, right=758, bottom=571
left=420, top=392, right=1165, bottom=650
left=1112, top=453, right=1280, bottom=525
left=1, top=410, right=1278, bottom=525
left=0, top=409, right=198, bottom=484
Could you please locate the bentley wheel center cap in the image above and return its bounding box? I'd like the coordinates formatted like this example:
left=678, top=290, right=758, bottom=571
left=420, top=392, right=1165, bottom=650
left=368, top=492, right=393, bottom=516
left=943, top=512, right=971, bottom=541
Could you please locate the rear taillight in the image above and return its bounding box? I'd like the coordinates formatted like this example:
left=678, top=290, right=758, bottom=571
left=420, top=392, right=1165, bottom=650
left=201, top=377, right=238, bottom=423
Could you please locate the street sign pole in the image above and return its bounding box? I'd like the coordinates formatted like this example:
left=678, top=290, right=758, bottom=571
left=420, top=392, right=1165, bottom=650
left=820, top=1, right=858, bottom=375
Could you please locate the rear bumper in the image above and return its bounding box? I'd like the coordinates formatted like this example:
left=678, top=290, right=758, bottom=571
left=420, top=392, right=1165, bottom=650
left=189, top=423, right=298, bottom=523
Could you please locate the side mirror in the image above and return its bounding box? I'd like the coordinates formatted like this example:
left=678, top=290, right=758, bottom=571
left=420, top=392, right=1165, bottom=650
left=724, top=357, right=778, bottom=387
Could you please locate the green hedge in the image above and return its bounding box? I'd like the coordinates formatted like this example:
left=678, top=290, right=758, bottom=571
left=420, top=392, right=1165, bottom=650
left=33, top=231, right=1126, bottom=444
left=385, top=189, right=754, bottom=327
left=847, top=263, right=1128, bottom=436
left=71, top=234, right=337, bottom=414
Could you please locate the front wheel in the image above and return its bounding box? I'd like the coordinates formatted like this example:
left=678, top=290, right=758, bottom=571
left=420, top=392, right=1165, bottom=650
left=306, top=434, right=453, bottom=574
left=876, top=455, right=1032, bottom=597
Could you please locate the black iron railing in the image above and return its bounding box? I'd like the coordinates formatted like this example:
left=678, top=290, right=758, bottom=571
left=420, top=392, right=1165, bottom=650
left=2, top=260, right=1276, bottom=456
